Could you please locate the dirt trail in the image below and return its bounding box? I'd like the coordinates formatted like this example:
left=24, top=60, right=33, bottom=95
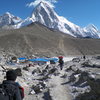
left=48, top=68, right=73, bottom=100
left=58, top=36, right=66, bottom=54
left=23, top=35, right=34, bottom=52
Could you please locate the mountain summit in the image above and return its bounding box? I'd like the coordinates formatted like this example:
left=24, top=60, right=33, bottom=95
left=31, top=1, right=59, bottom=28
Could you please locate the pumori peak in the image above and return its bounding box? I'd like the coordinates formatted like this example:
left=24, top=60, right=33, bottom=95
left=30, top=2, right=99, bottom=38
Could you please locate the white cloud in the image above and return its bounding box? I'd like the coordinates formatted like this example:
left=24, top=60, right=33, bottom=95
left=26, top=0, right=58, bottom=8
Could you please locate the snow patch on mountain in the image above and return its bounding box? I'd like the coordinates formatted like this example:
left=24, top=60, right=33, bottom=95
left=15, top=17, right=35, bottom=28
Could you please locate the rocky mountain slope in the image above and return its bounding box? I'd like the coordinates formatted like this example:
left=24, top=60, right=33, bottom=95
left=0, top=23, right=100, bottom=56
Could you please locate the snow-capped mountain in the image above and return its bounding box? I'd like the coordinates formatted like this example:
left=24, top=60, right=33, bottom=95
left=0, top=2, right=99, bottom=38
left=83, top=24, right=99, bottom=38
left=30, top=2, right=82, bottom=37
left=17, top=1, right=99, bottom=38
left=15, top=17, right=34, bottom=28
left=0, top=12, right=22, bottom=27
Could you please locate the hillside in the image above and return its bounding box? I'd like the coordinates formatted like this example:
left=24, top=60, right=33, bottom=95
left=0, top=23, right=100, bottom=56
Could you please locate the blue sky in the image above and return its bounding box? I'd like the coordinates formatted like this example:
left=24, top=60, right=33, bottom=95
left=0, top=0, right=100, bottom=29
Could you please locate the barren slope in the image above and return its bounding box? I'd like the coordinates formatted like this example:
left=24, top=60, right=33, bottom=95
left=0, top=23, right=100, bottom=56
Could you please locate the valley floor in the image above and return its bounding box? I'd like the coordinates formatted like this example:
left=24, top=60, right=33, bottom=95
left=0, top=55, right=100, bottom=100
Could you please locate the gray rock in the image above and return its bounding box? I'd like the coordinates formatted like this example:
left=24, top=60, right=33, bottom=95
left=72, top=58, right=80, bottom=62
left=31, top=84, right=42, bottom=94
left=15, top=68, right=22, bottom=76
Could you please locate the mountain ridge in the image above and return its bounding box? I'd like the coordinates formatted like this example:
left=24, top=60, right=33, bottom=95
left=0, top=2, right=100, bottom=38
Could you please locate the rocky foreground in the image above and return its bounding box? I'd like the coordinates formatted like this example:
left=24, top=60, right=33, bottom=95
left=0, top=55, right=100, bottom=100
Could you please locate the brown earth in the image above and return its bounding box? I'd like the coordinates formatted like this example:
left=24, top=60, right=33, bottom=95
left=0, top=23, right=100, bottom=56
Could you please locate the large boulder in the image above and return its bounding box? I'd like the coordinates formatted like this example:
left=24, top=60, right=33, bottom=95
left=31, top=84, right=42, bottom=94
left=23, top=66, right=29, bottom=71
left=72, top=58, right=80, bottom=63
left=88, top=78, right=100, bottom=95
left=75, top=75, right=100, bottom=100
left=74, top=71, right=89, bottom=86
left=48, top=68, right=57, bottom=75
left=15, top=68, right=22, bottom=76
